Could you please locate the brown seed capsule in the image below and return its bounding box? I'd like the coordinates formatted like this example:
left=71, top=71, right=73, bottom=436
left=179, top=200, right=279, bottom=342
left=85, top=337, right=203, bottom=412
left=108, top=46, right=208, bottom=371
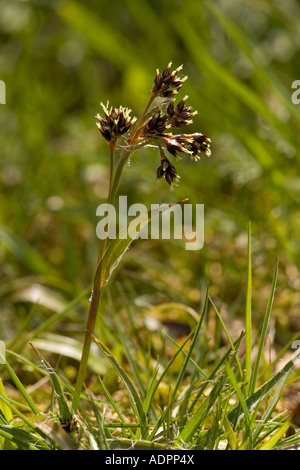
left=163, top=133, right=211, bottom=160
left=166, top=96, right=197, bottom=128
left=96, top=102, right=137, bottom=143
left=185, top=133, right=212, bottom=159
left=163, top=134, right=190, bottom=158
left=153, top=62, right=187, bottom=98
left=144, top=112, right=168, bottom=135
left=156, top=155, right=179, bottom=185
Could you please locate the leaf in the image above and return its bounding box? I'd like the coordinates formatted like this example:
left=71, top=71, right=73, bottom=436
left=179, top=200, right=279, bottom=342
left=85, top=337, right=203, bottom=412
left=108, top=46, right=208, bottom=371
left=3, top=355, right=40, bottom=416
left=29, top=343, right=73, bottom=425
left=171, top=288, right=209, bottom=402
left=97, top=199, right=188, bottom=289
left=245, top=220, right=252, bottom=394
left=249, top=257, right=279, bottom=395
left=0, top=379, right=14, bottom=449
left=0, top=379, right=12, bottom=425
left=227, top=358, right=294, bottom=427
left=259, top=419, right=291, bottom=450
left=177, top=369, right=228, bottom=444
left=0, top=425, right=50, bottom=450
left=89, top=332, right=148, bottom=439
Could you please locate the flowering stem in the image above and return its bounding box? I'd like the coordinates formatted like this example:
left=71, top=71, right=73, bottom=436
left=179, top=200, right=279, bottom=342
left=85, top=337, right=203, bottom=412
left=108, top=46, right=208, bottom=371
left=128, top=92, right=155, bottom=143
left=72, top=97, right=155, bottom=413
left=72, top=144, right=117, bottom=413
left=108, top=141, right=115, bottom=204
left=72, top=141, right=133, bottom=413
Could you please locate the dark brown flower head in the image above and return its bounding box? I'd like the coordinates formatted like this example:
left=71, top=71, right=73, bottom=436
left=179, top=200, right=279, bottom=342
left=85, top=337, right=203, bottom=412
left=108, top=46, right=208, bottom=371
left=184, top=133, right=212, bottom=160
left=96, top=101, right=137, bottom=143
left=162, top=134, right=189, bottom=158
left=144, top=111, right=168, bottom=136
left=166, top=96, right=197, bottom=128
left=163, top=133, right=211, bottom=161
left=153, top=62, right=187, bottom=98
left=157, top=156, right=179, bottom=186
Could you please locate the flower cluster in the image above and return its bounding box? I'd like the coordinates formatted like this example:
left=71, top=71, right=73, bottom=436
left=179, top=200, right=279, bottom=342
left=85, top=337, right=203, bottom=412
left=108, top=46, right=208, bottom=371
left=96, top=63, right=211, bottom=186
left=152, top=62, right=187, bottom=98
left=96, top=101, right=136, bottom=143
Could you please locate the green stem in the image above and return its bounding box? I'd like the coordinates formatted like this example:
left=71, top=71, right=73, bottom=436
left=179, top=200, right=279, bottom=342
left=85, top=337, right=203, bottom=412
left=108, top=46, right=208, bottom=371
left=129, top=91, right=155, bottom=141
left=72, top=144, right=117, bottom=413
left=72, top=149, right=130, bottom=413
left=72, top=92, right=156, bottom=413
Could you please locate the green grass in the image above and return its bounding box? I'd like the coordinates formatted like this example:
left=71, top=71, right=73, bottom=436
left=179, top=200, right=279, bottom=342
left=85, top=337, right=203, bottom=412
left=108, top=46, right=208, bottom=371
left=0, top=234, right=299, bottom=449
left=1, top=0, right=300, bottom=451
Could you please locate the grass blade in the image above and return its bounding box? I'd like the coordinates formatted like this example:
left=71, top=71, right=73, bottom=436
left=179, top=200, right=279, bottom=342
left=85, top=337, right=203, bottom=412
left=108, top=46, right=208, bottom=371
left=259, top=419, right=292, bottom=450
left=226, top=364, right=253, bottom=447
left=245, top=221, right=252, bottom=395
left=209, top=295, right=243, bottom=379
left=176, top=369, right=228, bottom=446
left=89, top=331, right=148, bottom=439
left=171, top=288, right=209, bottom=402
left=249, top=257, right=279, bottom=395
left=98, top=375, right=135, bottom=439
left=29, top=343, right=73, bottom=426
left=228, top=358, right=294, bottom=427
left=0, top=426, right=50, bottom=450
left=2, top=355, right=40, bottom=416
left=97, top=199, right=188, bottom=289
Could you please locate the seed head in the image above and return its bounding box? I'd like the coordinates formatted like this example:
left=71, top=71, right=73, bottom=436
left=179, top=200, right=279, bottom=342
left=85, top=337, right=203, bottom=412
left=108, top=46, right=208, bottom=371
left=96, top=64, right=212, bottom=187
left=166, top=96, right=197, bottom=128
left=144, top=111, right=168, bottom=136
left=96, top=101, right=137, bottom=143
left=184, top=133, right=212, bottom=160
left=157, top=155, right=179, bottom=186
left=163, top=133, right=211, bottom=160
left=153, top=62, right=187, bottom=98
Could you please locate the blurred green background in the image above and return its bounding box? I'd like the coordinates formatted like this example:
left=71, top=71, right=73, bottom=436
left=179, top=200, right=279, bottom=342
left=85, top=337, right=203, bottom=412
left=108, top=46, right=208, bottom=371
left=1, top=0, right=300, bottom=358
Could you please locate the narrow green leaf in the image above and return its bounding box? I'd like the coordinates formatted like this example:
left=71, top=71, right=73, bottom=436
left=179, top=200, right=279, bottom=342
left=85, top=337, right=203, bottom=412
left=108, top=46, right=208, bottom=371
left=171, top=289, right=209, bottom=401
left=29, top=343, right=72, bottom=424
left=226, top=364, right=252, bottom=446
left=209, top=295, right=243, bottom=379
left=0, top=379, right=14, bottom=449
left=228, top=358, right=294, bottom=427
left=89, top=332, right=148, bottom=439
left=223, top=415, right=238, bottom=450
left=143, top=365, right=159, bottom=417
left=2, top=356, right=40, bottom=415
left=245, top=220, right=252, bottom=393
left=0, top=379, right=13, bottom=424
left=259, top=419, right=291, bottom=450
left=0, top=425, right=50, bottom=450
left=177, top=370, right=227, bottom=444
left=249, top=257, right=279, bottom=395
left=176, top=342, right=240, bottom=446
left=98, top=375, right=134, bottom=439
left=97, top=199, right=188, bottom=289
